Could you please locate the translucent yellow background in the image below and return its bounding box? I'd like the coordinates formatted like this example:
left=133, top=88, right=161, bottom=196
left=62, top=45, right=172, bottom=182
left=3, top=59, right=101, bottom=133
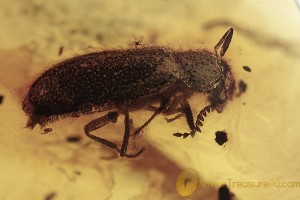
left=0, top=0, right=300, bottom=199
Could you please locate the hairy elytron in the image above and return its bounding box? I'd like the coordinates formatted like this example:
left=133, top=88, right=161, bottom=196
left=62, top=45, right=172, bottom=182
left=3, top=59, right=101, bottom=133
left=22, top=28, right=235, bottom=158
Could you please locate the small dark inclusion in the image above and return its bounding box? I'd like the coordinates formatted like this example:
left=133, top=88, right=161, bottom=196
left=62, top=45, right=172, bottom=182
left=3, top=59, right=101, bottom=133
left=44, top=192, right=56, bottom=200
left=218, top=185, right=233, bottom=200
left=66, top=135, right=82, bottom=143
left=215, top=131, right=228, bottom=145
left=238, top=80, right=247, bottom=95
left=242, top=66, right=251, bottom=72
left=42, top=128, right=52, bottom=134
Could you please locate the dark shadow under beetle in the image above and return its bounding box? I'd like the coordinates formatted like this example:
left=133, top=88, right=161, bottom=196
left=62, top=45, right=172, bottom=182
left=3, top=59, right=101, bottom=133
left=22, top=28, right=236, bottom=158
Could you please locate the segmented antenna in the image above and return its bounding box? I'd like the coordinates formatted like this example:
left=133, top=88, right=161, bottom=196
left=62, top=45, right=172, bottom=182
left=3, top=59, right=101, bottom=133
left=195, top=105, right=214, bottom=132
left=173, top=104, right=214, bottom=138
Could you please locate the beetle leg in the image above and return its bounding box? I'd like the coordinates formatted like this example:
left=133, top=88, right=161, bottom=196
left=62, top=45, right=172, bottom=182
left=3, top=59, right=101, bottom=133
left=214, top=28, right=233, bottom=60
left=145, top=105, right=184, bottom=123
left=132, top=98, right=170, bottom=138
left=145, top=105, right=159, bottom=111
left=172, top=101, right=197, bottom=138
left=84, top=111, right=145, bottom=158
left=132, top=103, right=165, bottom=138
left=120, top=109, right=145, bottom=157
left=173, top=103, right=215, bottom=139
left=132, top=94, right=191, bottom=138
left=84, top=111, right=119, bottom=151
left=163, top=93, right=189, bottom=122
left=165, top=113, right=184, bottom=123
left=181, top=101, right=196, bottom=131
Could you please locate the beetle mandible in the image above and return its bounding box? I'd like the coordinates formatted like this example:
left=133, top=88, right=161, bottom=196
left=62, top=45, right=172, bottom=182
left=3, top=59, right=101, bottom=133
left=22, top=28, right=235, bottom=158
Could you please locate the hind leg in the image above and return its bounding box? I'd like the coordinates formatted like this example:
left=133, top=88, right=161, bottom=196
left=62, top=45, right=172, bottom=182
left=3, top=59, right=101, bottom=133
left=84, top=111, right=145, bottom=158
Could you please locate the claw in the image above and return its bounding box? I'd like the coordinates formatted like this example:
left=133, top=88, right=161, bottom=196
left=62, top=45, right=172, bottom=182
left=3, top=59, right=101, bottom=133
left=119, top=147, right=146, bottom=158
left=173, top=133, right=184, bottom=137
left=183, top=133, right=190, bottom=139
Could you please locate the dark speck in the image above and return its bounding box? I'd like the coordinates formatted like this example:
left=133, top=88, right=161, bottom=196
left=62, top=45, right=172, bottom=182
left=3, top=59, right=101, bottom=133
left=215, top=131, right=228, bottom=145
left=69, top=29, right=78, bottom=35
left=45, top=192, right=56, bottom=200
left=66, top=135, right=81, bottom=143
left=74, top=170, right=81, bottom=175
left=242, top=66, right=251, bottom=72
left=96, top=33, right=104, bottom=42
left=58, top=46, right=63, bottom=56
left=218, top=185, right=233, bottom=200
left=42, top=128, right=52, bottom=134
left=238, top=80, right=247, bottom=96
left=0, top=95, right=3, bottom=104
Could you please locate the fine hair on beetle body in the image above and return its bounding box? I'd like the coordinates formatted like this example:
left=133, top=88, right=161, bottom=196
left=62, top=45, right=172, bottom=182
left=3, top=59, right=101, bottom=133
left=22, top=28, right=236, bottom=158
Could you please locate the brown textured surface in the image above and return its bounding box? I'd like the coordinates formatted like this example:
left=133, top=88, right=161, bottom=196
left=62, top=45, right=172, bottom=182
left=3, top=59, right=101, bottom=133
left=22, top=46, right=233, bottom=130
left=22, top=47, right=177, bottom=126
left=1, top=1, right=300, bottom=200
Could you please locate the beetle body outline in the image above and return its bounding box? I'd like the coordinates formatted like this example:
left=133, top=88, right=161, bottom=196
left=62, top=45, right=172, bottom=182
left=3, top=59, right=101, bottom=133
left=22, top=28, right=235, bottom=157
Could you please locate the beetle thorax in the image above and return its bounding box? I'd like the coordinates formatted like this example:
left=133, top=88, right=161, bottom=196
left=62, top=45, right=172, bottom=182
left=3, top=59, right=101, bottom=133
left=175, top=51, right=224, bottom=93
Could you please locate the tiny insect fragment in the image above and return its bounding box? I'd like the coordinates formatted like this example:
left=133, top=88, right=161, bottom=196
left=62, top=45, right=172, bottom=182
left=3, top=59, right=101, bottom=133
left=242, top=65, right=251, bottom=72
left=58, top=46, right=64, bottom=56
left=22, top=28, right=236, bottom=158
left=129, top=35, right=145, bottom=48
left=215, top=131, right=228, bottom=146
left=42, top=128, right=52, bottom=134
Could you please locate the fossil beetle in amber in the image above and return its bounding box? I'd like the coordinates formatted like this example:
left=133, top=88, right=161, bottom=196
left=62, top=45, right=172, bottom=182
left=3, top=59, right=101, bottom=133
left=22, top=28, right=235, bottom=158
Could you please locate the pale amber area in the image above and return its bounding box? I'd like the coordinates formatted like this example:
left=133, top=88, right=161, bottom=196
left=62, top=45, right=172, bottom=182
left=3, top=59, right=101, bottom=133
left=0, top=1, right=300, bottom=200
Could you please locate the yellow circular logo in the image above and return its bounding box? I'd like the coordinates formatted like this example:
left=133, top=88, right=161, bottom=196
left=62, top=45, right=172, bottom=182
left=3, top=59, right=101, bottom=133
left=176, top=169, right=199, bottom=196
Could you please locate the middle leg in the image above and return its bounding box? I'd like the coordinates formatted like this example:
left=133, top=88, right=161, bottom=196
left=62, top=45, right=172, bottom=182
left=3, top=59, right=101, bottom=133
left=131, top=94, right=187, bottom=137
left=131, top=98, right=169, bottom=138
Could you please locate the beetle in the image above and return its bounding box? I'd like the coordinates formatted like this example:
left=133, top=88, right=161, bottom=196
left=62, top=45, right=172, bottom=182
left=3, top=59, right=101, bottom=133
left=22, top=28, right=235, bottom=158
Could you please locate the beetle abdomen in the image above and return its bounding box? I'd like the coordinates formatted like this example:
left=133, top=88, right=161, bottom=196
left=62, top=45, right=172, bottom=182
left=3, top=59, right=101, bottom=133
left=22, top=47, right=180, bottom=128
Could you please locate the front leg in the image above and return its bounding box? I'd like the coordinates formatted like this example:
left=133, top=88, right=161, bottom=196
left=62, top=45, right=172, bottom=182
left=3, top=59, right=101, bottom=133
left=172, top=101, right=196, bottom=139
left=173, top=102, right=215, bottom=139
